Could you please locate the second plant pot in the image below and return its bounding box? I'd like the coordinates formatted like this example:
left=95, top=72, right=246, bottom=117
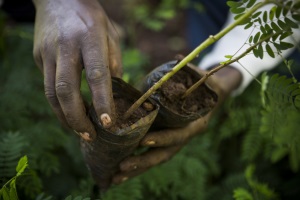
left=141, top=60, right=218, bottom=129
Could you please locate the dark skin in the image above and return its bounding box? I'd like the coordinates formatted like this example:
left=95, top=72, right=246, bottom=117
left=32, top=0, right=122, bottom=140
left=112, top=67, right=242, bottom=184
left=32, top=0, right=242, bottom=187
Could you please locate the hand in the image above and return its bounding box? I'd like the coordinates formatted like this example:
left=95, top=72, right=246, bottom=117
left=112, top=66, right=242, bottom=184
left=112, top=113, right=212, bottom=184
left=32, top=0, right=122, bottom=140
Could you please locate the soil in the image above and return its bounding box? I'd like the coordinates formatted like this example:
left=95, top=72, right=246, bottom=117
left=108, top=97, right=153, bottom=133
left=160, top=70, right=216, bottom=116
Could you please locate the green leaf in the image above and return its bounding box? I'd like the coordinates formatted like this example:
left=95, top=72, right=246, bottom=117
left=271, top=22, right=281, bottom=32
left=246, top=0, right=256, bottom=8
left=277, top=19, right=289, bottom=30
left=263, top=11, right=268, bottom=23
left=252, top=11, right=262, bottom=19
left=271, top=147, right=288, bottom=162
left=1, top=187, right=10, bottom=200
left=284, top=17, right=299, bottom=28
left=279, top=41, right=294, bottom=50
left=253, top=47, right=259, bottom=58
left=227, top=1, right=243, bottom=8
left=234, top=13, right=244, bottom=20
left=240, top=18, right=251, bottom=25
left=271, top=33, right=279, bottom=41
left=257, top=44, right=264, bottom=59
left=269, top=6, right=276, bottom=21
left=254, top=17, right=262, bottom=25
left=261, top=72, right=269, bottom=107
left=275, top=6, right=282, bottom=18
left=283, top=1, right=292, bottom=16
left=230, top=7, right=246, bottom=14
left=244, top=22, right=253, bottom=29
left=155, top=9, right=175, bottom=20
left=260, top=25, right=266, bottom=34
left=264, top=23, right=272, bottom=32
left=266, top=44, right=275, bottom=58
left=233, top=188, right=253, bottom=200
left=225, top=55, right=233, bottom=59
left=249, top=35, right=253, bottom=43
left=292, top=14, right=300, bottom=21
left=9, top=180, right=18, bottom=200
left=253, top=32, right=261, bottom=43
left=273, top=42, right=282, bottom=53
left=280, top=31, right=293, bottom=40
left=16, top=155, right=28, bottom=176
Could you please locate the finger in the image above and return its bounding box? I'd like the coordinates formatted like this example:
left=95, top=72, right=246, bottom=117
left=112, top=168, right=148, bottom=185
left=56, top=45, right=96, bottom=140
left=141, top=115, right=211, bottom=147
left=108, top=24, right=122, bottom=78
left=81, top=30, right=114, bottom=128
left=43, top=59, right=69, bottom=127
left=119, top=145, right=182, bottom=172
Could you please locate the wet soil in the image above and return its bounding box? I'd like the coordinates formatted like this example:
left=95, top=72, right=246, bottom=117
left=109, top=97, right=152, bottom=132
left=159, top=70, right=216, bottom=116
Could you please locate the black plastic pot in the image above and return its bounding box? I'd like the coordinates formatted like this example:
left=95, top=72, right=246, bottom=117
left=141, top=60, right=218, bottom=129
left=81, top=77, right=158, bottom=191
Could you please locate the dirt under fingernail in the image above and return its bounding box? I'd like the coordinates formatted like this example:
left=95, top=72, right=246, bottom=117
left=145, top=140, right=156, bottom=146
left=100, top=113, right=112, bottom=128
left=142, top=102, right=154, bottom=111
left=80, top=132, right=92, bottom=141
left=121, top=177, right=128, bottom=183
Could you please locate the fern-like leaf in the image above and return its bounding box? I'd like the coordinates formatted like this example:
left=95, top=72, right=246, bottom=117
left=0, top=132, right=28, bottom=183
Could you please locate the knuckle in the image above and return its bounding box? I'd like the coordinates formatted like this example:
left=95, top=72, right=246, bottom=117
left=87, top=67, right=106, bottom=83
left=44, top=87, right=59, bottom=106
left=55, top=81, right=74, bottom=99
left=56, top=32, right=67, bottom=45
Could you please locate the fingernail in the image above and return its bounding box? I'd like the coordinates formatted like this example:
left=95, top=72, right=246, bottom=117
left=80, top=132, right=92, bottom=141
left=145, top=140, right=156, bottom=146
left=100, top=113, right=112, bottom=128
left=121, top=177, right=128, bottom=183
left=142, top=102, right=154, bottom=111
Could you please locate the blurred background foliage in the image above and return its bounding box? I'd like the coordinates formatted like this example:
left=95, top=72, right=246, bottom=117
left=1, top=0, right=300, bottom=199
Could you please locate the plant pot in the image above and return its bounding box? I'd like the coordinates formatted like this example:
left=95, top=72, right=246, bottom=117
left=81, top=77, right=158, bottom=191
left=141, top=60, right=218, bottom=129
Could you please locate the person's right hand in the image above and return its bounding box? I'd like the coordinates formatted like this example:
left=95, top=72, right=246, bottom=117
left=32, top=0, right=122, bottom=140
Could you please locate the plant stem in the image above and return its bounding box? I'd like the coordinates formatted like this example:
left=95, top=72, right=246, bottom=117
left=182, top=43, right=258, bottom=99
left=124, top=1, right=269, bottom=119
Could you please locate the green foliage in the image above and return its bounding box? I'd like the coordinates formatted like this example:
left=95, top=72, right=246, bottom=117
left=124, top=0, right=191, bottom=31
left=233, top=165, right=278, bottom=200
left=245, top=165, right=278, bottom=199
left=233, top=188, right=253, bottom=200
left=0, top=132, right=28, bottom=182
left=228, top=0, right=300, bottom=59
left=260, top=73, right=300, bottom=171
left=122, top=48, right=148, bottom=85
left=1, top=1, right=300, bottom=200
left=0, top=156, right=28, bottom=200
